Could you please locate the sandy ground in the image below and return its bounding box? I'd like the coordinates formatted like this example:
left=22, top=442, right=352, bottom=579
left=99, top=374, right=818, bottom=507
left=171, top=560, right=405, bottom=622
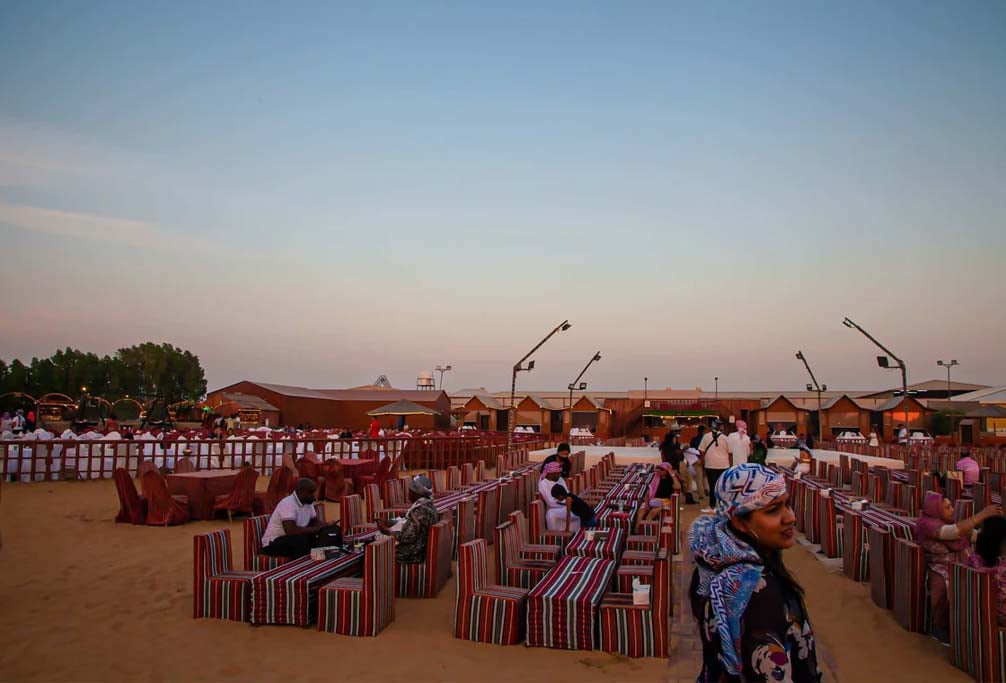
left=0, top=455, right=969, bottom=683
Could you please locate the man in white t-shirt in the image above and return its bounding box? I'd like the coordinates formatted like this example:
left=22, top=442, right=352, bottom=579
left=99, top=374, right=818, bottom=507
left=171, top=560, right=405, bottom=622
left=727, top=420, right=752, bottom=467
left=261, top=479, right=341, bottom=559
left=897, top=424, right=908, bottom=446
left=698, top=420, right=731, bottom=513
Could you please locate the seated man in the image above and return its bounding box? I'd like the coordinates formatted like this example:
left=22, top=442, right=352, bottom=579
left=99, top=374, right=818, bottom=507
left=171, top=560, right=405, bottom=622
left=261, top=478, right=342, bottom=559
left=550, top=484, right=596, bottom=530
left=956, top=451, right=981, bottom=486
left=541, top=442, right=573, bottom=479
left=378, top=475, right=438, bottom=563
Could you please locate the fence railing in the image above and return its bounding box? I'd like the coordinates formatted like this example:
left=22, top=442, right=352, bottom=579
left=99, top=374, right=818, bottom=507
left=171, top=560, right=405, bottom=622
left=0, top=434, right=548, bottom=482
left=816, top=441, right=1006, bottom=470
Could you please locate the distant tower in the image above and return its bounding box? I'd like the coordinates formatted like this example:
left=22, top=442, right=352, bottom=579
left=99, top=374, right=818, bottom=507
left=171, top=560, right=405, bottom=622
left=416, top=371, right=436, bottom=391
left=373, top=375, right=392, bottom=388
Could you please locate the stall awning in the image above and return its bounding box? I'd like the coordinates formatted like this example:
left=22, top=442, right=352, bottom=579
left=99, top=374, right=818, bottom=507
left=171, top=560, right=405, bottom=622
left=643, top=409, right=718, bottom=418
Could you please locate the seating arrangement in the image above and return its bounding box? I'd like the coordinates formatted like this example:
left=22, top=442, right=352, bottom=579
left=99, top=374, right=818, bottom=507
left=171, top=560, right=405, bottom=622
left=213, top=466, right=259, bottom=521
left=254, top=467, right=293, bottom=515
left=494, top=520, right=555, bottom=589
left=244, top=502, right=327, bottom=571
left=321, top=460, right=353, bottom=502
left=476, top=485, right=499, bottom=544
left=506, top=510, right=561, bottom=561
left=341, top=494, right=377, bottom=535
left=140, top=470, right=190, bottom=526
left=396, top=519, right=453, bottom=598
left=454, top=538, right=529, bottom=645
left=949, top=562, right=1006, bottom=682
left=193, top=529, right=255, bottom=621
left=598, top=548, right=671, bottom=657
left=317, top=536, right=396, bottom=636
left=113, top=467, right=147, bottom=524
left=891, top=537, right=929, bottom=633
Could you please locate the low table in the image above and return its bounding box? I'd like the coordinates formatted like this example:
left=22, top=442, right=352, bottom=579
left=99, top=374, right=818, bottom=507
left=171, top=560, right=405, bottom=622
left=564, top=528, right=624, bottom=562
left=166, top=469, right=239, bottom=520
left=250, top=548, right=366, bottom=626
left=526, top=555, right=615, bottom=650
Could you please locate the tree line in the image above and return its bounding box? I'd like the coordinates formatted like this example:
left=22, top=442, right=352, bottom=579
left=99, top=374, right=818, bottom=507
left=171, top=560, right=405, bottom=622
left=0, top=343, right=208, bottom=403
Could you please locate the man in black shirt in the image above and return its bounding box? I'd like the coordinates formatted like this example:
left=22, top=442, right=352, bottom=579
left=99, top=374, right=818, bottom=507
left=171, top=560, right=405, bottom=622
left=550, top=484, right=597, bottom=529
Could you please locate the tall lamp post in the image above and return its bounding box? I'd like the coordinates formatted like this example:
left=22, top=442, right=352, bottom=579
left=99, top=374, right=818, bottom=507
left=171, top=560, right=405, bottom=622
left=843, top=317, right=910, bottom=431
left=795, top=351, right=827, bottom=442
left=567, top=352, right=602, bottom=410
left=506, top=320, right=572, bottom=457
left=435, top=364, right=452, bottom=390
left=937, top=359, right=959, bottom=402
left=714, top=377, right=718, bottom=400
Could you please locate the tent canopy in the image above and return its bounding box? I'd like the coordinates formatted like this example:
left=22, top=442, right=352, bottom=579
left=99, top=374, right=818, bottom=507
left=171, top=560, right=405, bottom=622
left=367, top=399, right=439, bottom=417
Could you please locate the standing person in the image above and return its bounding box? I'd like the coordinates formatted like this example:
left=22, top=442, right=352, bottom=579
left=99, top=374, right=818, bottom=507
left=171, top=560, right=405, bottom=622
left=868, top=428, right=880, bottom=448
left=766, top=425, right=775, bottom=449
left=897, top=424, right=909, bottom=446
left=369, top=416, right=381, bottom=439
left=690, top=425, right=708, bottom=501
left=541, top=442, right=573, bottom=479
left=727, top=420, right=752, bottom=466
left=25, top=410, right=36, bottom=432
left=699, top=420, right=731, bottom=513
left=915, top=491, right=1001, bottom=644
left=689, top=464, right=822, bottom=682
left=11, top=410, right=25, bottom=435
left=749, top=435, right=768, bottom=465
left=956, top=450, right=981, bottom=486
left=0, top=412, right=11, bottom=433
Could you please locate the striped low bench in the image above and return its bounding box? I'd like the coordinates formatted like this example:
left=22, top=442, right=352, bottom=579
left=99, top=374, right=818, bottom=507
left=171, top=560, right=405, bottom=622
left=598, top=548, right=671, bottom=658
left=867, top=526, right=893, bottom=609
left=396, top=519, right=453, bottom=598
left=193, top=529, right=256, bottom=622
left=454, top=539, right=529, bottom=645
left=892, top=537, right=929, bottom=633
left=317, top=535, right=395, bottom=636
left=949, top=562, right=1006, bottom=682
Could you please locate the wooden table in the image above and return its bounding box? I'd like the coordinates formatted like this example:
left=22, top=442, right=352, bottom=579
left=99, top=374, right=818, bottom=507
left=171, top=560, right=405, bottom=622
left=250, top=548, right=365, bottom=626
left=526, top=555, right=615, bottom=650
left=564, top=528, right=624, bottom=562
left=166, top=469, right=239, bottom=520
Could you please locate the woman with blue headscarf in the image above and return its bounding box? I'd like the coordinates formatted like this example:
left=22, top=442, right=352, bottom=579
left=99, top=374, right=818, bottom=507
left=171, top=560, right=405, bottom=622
left=688, top=464, right=821, bottom=682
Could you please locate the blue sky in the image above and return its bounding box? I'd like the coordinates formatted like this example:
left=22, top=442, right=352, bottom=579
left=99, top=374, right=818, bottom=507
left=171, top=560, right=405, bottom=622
left=1, top=1, right=1004, bottom=393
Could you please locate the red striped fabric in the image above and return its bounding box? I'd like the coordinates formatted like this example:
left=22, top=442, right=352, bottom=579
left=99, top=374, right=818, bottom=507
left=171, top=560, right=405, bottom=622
left=598, top=548, right=671, bottom=657
left=564, top=528, right=624, bottom=562
left=250, top=550, right=364, bottom=625
left=193, top=530, right=255, bottom=621
left=526, top=555, right=616, bottom=650
left=495, top=520, right=556, bottom=589
left=454, top=539, right=529, bottom=645
left=396, top=519, right=453, bottom=598
left=892, top=537, right=929, bottom=633
left=317, top=536, right=395, bottom=636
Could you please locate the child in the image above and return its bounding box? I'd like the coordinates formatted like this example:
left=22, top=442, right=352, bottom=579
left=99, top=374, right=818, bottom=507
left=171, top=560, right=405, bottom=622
left=550, top=484, right=597, bottom=529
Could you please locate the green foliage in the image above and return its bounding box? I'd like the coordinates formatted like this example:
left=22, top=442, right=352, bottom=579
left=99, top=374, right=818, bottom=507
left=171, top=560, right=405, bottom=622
left=0, top=343, right=207, bottom=403
left=931, top=409, right=964, bottom=436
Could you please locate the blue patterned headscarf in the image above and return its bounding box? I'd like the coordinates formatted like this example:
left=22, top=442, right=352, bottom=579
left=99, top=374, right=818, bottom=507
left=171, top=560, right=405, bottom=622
left=689, top=464, right=788, bottom=675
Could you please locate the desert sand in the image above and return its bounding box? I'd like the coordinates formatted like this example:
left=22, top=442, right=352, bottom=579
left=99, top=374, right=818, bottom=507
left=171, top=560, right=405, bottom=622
left=0, top=455, right=969, bottom=682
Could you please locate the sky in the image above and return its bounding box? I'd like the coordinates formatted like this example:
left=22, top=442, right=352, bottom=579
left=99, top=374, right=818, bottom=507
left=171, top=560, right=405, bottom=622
left=1, top=1, right=1004, bottom=395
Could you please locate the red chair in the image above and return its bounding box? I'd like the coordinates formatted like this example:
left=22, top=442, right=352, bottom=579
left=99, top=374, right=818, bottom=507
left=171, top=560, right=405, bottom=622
left=213, top=467, right=259, bottom=521
left=388, top=454, right=404, bottom=479
left=382, top=477, right=408, bottom=509
left=254, top=467, right=293, bottom=515
left=396, top=519, right=453, bottom=598
left=453, top=496, right=476, bottom=560
left=598, top=548, right=671, bottom=657
left=318, top=535, right=396, bottom=636
left=454, top=538, right=528, bottom=645
left=340, top=494, right=377, bottom=535
left=295, top=459, right=326, bottom=498
left=136, top=460, right=159, bottom=478
left=140, top=470, right=190, bottom=526
left=529, top=499, right=573, bottom=549
left=321, top=460, right=353, bottom=502
left=506, top=510, right=560, bottom=561
left=193, top=529, right=255, bottom=621
left=174, top=457, right=195, bottom=474
left=494, top=520, right=554, bottom=589
left=113, top=467, right=147, bottom=524
left=477, top=485, right=499, bottom=545
left=358, top=457, right=391, bottom=490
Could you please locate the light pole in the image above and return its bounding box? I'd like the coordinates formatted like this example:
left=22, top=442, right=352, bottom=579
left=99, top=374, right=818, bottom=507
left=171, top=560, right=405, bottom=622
left=435, top=364, right=452, bottom=390
left=937, top=359, right=959, bottom=402
left=714, top=377, right=718, bottom=400
left=795, top=351, right=827, bottom=442
left=506, top=320, right=572, bottom=457
left=644, top=377, right=648, bottom=403
left=843, top=317, right=910, bottom=431
left=568, top=352, right=602, bottom=410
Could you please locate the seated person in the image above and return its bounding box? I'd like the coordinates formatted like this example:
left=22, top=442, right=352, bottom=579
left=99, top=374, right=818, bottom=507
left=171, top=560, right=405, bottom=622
left=956, top=451, right=981, bottom=486
left=541, top=442, right=573, bottom=479
left=539, top=462, right=574, bottom=531
left=915, top=491, right=1001, bottom=644
left=261, top=478, right=342, bottom=559
left=970, top=515, right=1006, bottom=626
left=550, top=484, right=597, bottom=530
left=377, top=475, right=438, bottom=563
left=638, top=461, right=681, bottom=523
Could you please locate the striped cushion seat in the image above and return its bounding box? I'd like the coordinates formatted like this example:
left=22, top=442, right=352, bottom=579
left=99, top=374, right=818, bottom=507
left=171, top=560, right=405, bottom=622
left=497, top=480, right=517, bottom=520
left=819, top=495, right=844, bottom=558
left=842, top=510, right=869, bottom=582
left=396, top=519, right=453, bottom=598
left=598, top=549, right=671, bottom=657
left=616, top=563, right=654, bottom=592
left=495, top=520, right=555, bottom=589
left=892, top=538, right=929, bottom=633
left=454, top=539, right=528, bottom=645
left=243, top=514, right=287, bottom=571
left=507, top=510, right=560, bottom=561
left=193, top=529, right=254, bottom=622
left=318, top=535, right=395, bottom=636
left=453, top=497, right=476, bottom=560
left=477, top=485, right=500, bottom=545
left=949, top=562, right=1006, bottom=682
left=621, top=549, right=655, bottom=566
left=867, top=526, right=893, bottom=609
